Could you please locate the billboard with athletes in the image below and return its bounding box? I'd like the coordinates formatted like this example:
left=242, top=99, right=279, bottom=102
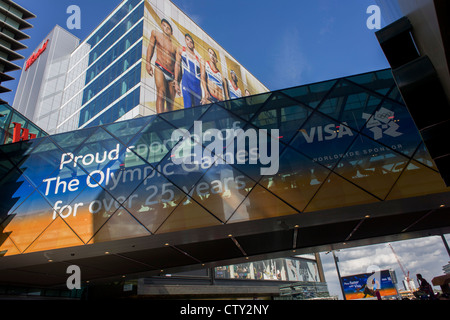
left=141, top=0, right=267, bottom=114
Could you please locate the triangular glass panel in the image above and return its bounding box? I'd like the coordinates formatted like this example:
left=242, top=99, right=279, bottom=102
left=385, top=160, right=450, bottom=201
left=49, top=126, right=98, bottom=154
left=345, top=69, right=395, bottom=97
left=126, top=116, right=179, bottom=166
left=16, top=137, right=76, bottom=192
left=159, top=103, right=211, bottom=131
left=333, top=134, right=409, bottom=200
left=0, top=168, right=37, bottom=220
left=164, top=104, right=259, bottom=187
left=127, top=172, right=191, bottom=234
left=0, top=235, right=21, bottom=256
left=218, top=92, right=273, bottom=121
left=102, top=115, right=156, bottom=146
left=23, top=216, right=84, bottom=254
left=317, top=82, right=383, bottom=131
left=155, top=195, right=222, bottom=234
left=191, top=162, right=258, bottom=223
left=258, top=145, right=332, bottom=212
left=223, top=123, right=287, bottom=182
left=156, top=141, right=212, bottom=195
left=227, top=184, right=298, bottom=224
left=289, top=111, right=358, bottom=170
left=251, top=93, right=314, bottom=143
left=43, top=183, right=105, bottom=244
left=360, top=99, right=423, bottom=159
left=87, top=206, right=151, bottom=244
left=412, top=142, right=438, bottom=171
left=194, top=103, right=247, bottom=134
left=387, top=85, right=405, bottom=104
left=0, top=136, right=45, bottom=167
left=67, top=127, right=129, bottom=184
left=2, top=189, right=57, bottom=253
left=283, top=80, right=337, bottom=109
left=60, top=185, right=123, bottom=243
left=303, top=172, right=380, bottom=212
left=0, top=149, right=18, bottom=179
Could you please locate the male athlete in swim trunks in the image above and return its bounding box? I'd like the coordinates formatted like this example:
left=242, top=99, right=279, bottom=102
left=146, top=19, right=177, bottom=113
left=174, top=33, right=202, bottom=108
left=200, top=48, right=226, bottom=104
left=224, top=70, right=242, bottom=100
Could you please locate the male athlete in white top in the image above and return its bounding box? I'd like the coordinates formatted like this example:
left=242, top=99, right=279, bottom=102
left=174, top=33, right=202, bottom=108
left=200, top=48, right=226, bottom=104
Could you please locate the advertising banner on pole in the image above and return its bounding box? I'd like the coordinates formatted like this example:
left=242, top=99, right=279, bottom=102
left=341, top=269, right=399, bottom=300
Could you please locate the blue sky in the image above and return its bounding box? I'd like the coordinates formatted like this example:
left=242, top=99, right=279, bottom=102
left=173, top=0, right=390, bottom=90
left=3, top=0, right=449, bottom=299
left=2, top=0, right=391, bottom=103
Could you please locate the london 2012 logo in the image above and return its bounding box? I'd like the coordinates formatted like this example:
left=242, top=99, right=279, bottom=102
left=362, top=107, right=403, bottom=141
left=300, top=106, right=403, bottom=144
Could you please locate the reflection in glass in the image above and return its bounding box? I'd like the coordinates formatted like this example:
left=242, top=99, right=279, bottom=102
left=251, top=93, right=313, bottom=144
left=192, top=164, right=257, bottom=223
left=333, top=134, right=409, bottom=200
left=228, top=184, right=298, bottom=223
left=2, top=68, right=450, bottom=255
left=304, top=172, right=380, bottom=212
left=360, top=100, right=422, bottom=158
left=290, top=111, right=357, bottom=169
left=258, top=146, right=331, bottom=212
left=283, top=80, right=337, bottom=109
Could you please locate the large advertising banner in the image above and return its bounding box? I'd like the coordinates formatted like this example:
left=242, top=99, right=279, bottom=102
left=0, top=112, right=282, bottom=256
left=141, top=0, right=267, bottom=114
left=1, top=68, right=447, bottom=257
left=341, top=270, right=399, bottom=300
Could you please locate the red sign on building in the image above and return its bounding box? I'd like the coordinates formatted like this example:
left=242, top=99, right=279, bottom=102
left=12, top=122, right=36, bottom=143
left=25, top=39, right=49, bottom=71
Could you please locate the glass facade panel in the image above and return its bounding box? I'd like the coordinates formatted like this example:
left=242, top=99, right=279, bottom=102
left=360, top=99, right=422, bottom=158
left=0, top=103, right=47, bottom=145
left=228, top=184, right=298, bottom=223
left=333, top=134, right=409, bottom=200
left=1, top=69, right=449, bottom=256
left=385, top=160, right=449, bottom=201
left=82, top=36, right=142, bottom=105
left=283, top=80, right=337, bottom=109
left=191, top=163, right=257, bottom=223
left=87, top=1, right=144, bottom=66
left=289, top=110, right=358, bottom=169
left=258, top=146, right=330, bottom=212
left=85, top=21, right=143, bottom=85
left=219, top=92, right=273, bottom=121
left=317, top=84, right=383, bottom=131
left=251, top=93, right=313, bottom=144
left=303, top=172, right=380, bottom=212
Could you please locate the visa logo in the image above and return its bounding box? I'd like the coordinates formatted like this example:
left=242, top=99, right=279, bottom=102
left=299, top=122, right=354, bottom=143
